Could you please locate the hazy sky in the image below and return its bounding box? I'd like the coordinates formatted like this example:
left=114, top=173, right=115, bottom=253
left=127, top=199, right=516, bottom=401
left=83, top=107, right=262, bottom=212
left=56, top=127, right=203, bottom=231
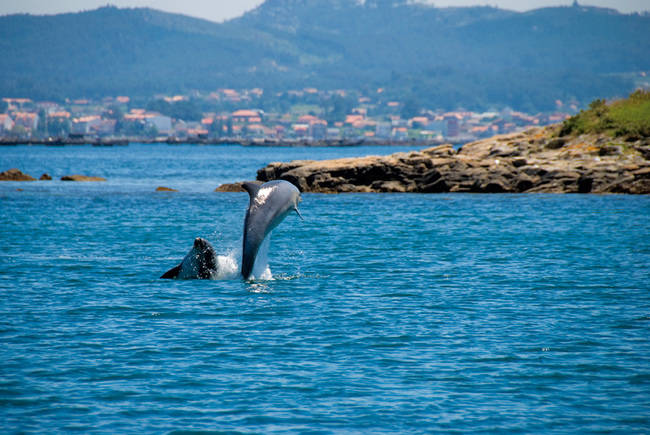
left=0, top=0, right=647, bottom=22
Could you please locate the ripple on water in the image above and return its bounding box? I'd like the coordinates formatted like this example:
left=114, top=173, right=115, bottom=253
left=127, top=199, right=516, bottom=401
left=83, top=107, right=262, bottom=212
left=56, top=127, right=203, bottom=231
left=0, top=149, right=649, bottom=433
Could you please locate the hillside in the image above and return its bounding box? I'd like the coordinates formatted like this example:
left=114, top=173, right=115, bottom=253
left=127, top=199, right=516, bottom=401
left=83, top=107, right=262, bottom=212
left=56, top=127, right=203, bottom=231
left=1, top=1, right=649, bottom=111
left=559, top=90, right=650, bottom=138
left=0, top=7, right=269, bottom=99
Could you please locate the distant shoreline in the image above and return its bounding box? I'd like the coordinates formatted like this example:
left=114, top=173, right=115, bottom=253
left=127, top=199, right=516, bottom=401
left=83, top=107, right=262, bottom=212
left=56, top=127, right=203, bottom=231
left=0, top=137, right=455, bottom=148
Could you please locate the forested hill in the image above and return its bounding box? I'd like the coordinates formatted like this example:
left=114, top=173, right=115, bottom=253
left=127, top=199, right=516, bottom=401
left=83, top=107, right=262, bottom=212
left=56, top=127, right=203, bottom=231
left=1, top=0, right=649, bottom=112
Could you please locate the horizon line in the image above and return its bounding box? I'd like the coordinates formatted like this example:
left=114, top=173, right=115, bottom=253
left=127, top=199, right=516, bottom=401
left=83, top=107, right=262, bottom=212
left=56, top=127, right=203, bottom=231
left=1, top=1, right=648, bottom=24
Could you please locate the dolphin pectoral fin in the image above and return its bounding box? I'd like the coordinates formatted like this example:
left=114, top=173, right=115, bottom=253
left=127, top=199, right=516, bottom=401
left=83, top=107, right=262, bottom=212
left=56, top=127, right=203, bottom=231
left=242, top=182, right=261, bottom=199
left=294, top=206, right=304, bottom=221
left=161, top=264, right=182, bottom=279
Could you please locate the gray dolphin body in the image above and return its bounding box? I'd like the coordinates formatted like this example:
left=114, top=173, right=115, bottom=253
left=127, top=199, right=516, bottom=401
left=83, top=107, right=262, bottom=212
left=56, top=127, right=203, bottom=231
left=161, top=237, right=218, bottom=279
left=241, top=180, right=303, bottom=280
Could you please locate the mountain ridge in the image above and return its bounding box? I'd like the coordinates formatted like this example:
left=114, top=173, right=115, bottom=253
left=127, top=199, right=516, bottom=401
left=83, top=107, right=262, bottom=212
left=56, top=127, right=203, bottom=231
left=1, top=1, right=649, bottom=112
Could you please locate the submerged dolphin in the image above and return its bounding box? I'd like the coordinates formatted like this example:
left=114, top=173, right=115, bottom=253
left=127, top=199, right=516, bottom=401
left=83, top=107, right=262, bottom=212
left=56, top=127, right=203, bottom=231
left=161, top=237, right=218, bottom=279
left=241, top=180, right=303, bottom=280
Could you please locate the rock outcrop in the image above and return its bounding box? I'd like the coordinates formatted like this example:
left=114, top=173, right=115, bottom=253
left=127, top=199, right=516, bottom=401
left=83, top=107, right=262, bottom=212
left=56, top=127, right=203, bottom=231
left=215, top=180, right=261, bottom=192
left=61, top=175, right=106, bottom=182
left=255, top=126, right=650, bottom=194
left=39, top=173, right=52, bottom=180
left=0, top=168, right=36, bottom=181
left=156, top=186, right=178, bottom=192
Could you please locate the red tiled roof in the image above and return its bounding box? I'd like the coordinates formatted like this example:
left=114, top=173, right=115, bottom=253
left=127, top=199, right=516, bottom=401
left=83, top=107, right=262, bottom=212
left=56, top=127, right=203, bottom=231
left=345, top=115, right=364, bottom=124
left=49, top=111, right=70, bottom=118
left=73, top=115, right=100, bottom=123
left=232, top=110, right=259, bottom=117
left=3, top=98, right=32, bottom=104
left=14, top=112, right=37, bottom=120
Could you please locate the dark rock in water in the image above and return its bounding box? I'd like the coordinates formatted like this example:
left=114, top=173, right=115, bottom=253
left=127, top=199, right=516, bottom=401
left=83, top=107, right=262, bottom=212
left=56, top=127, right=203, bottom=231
left=0, top=168, right=36, bottom=181
left=215, top=181, right=262, bottom=192
left=39, top=173, right=52, bottom=180
left=251, top=126, right=650, bottom=194
left=156, top=186, right=177, bottom=192
left=61, top=174, right=106, bottom=182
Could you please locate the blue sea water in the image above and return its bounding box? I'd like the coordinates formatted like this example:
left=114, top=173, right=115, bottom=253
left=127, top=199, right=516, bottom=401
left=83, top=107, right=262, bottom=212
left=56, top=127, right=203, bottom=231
left=1, top=144, right=649, bottom=433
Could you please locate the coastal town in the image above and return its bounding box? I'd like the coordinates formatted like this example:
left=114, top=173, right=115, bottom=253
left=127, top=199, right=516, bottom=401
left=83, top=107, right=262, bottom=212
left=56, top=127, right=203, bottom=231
left=0, top=88, right=575, bottom=145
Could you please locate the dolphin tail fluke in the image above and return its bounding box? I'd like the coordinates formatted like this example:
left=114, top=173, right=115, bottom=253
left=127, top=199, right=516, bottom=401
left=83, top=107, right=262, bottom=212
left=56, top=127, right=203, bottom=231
left=161, top=264, right=182, bottom=279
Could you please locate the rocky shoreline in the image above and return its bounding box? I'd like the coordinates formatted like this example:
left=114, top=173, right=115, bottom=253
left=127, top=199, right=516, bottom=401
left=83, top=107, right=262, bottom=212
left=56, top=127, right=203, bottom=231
left=4, top=125, right=649, bottom=194
left=0, top=169, right=106, bottom=182
left=248, top=126, right=650, bottom=194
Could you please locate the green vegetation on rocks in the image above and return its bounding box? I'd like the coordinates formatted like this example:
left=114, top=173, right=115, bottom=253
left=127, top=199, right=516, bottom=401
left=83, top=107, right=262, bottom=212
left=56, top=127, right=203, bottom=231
left=560, top=90, right=650, bottom=139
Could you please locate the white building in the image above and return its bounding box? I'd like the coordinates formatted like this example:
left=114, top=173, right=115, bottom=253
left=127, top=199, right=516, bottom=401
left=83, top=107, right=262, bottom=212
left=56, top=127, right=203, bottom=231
left=0, top=114, right=14, bottom=134
left=147, top=115, right=172, bottom=135
left=326, top=128, right=341, bottom=139
left=375, top=122, right=391, bottom=138
left=71, top=116, right=102, bottom=135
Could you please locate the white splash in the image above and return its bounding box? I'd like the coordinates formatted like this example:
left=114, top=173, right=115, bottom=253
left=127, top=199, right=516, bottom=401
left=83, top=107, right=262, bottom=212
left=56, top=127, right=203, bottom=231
left=207, top=235, right=273, bottom=281
left=213, top=251, right=240, bottom=280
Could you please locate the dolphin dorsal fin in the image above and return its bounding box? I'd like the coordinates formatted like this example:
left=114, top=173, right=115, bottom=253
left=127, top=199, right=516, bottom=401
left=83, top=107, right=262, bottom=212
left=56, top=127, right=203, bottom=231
left=242, top=182, right=261, bottom=199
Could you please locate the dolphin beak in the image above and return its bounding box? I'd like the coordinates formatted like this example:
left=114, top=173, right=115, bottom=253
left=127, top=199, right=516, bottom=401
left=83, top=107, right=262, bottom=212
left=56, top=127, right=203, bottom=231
left=294, top=206, right=304, bottom=221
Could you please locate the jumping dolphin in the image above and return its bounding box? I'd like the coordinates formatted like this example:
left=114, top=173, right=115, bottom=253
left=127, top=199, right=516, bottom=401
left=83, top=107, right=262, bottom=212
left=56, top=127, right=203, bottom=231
left=161, top=237, right=218, bottom=279
left=241, top=180, right=303, bottom=280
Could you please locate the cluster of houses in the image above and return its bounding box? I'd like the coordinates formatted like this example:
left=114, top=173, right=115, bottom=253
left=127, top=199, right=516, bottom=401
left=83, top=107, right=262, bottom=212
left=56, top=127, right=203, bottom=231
left=1, top=90, right=573, bottom=143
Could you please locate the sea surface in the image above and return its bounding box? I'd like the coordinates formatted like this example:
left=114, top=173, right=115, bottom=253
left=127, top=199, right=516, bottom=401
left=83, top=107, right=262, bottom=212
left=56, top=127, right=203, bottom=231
left=1, top=144, right=649, bottom=433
